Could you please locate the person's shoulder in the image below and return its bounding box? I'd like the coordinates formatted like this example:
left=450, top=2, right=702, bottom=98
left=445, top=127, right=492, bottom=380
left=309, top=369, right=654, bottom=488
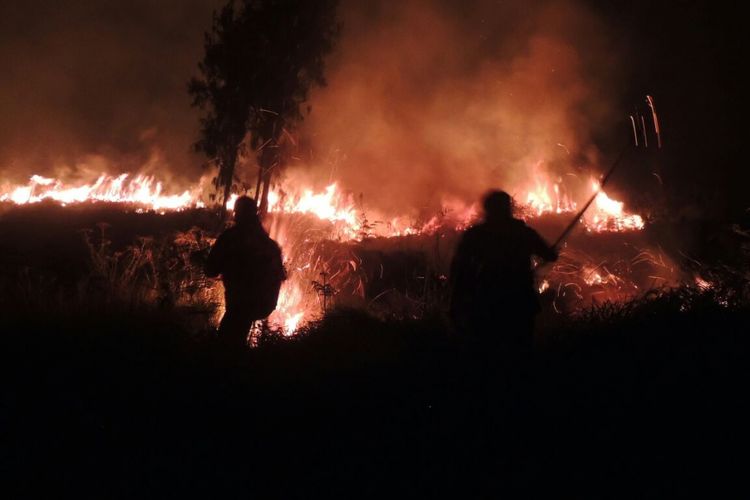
left=505, top=218, right=536, bottom=239
left=217, top=225, right=240, bottom=239
left=511, top=218, right=534, bottom=232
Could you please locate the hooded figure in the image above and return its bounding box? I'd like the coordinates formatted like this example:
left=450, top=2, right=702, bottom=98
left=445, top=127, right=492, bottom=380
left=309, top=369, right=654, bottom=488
left=450, top=190, right=557, bottom=350
left=206, top=196, right=286, bottom=346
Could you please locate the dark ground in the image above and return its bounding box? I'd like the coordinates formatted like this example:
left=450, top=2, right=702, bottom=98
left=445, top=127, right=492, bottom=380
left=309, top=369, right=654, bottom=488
left=1, top=203, right=749, bottom=497
left=2, top=299, right=749, bottom=498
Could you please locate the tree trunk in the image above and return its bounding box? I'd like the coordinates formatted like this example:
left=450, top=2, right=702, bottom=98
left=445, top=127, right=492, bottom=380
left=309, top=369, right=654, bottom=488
left=259, top=166, right=272, bottom=217
left=254, top=163, right=263, bottom=206
left=220, top=148, right=238, bottom=221
left=257, top=145, right=278, bottom=218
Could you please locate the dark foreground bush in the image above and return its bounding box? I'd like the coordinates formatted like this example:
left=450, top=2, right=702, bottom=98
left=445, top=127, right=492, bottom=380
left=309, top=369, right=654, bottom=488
left=2, top=296, right=749, bottom=498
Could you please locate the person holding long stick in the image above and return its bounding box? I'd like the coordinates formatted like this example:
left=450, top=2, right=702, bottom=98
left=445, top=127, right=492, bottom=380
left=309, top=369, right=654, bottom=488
left=450, top=190, right=558, bottom=355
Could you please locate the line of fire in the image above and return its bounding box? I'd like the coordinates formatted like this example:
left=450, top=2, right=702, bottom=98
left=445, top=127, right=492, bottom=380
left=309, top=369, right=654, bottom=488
left=0, top=101, right=732, bottom=338
left=0, top=148, right=681, bottom=336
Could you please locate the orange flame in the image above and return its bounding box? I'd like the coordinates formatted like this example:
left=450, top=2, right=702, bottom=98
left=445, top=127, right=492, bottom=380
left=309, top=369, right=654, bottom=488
left=0, top=174, right=198, bottom=211
left=1, top=170, right=648, bottom=335
left=585, top=181, right=645, bottom=232
left=525, top=178, right=576, bottom=216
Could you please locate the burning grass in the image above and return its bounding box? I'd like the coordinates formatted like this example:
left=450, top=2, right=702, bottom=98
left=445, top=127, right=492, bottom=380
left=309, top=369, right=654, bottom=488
left=1, top=169, right=664, bottom=333
left=2, top=161, right=748, bottom=339
left=0, top=173, right=201, bottom=211
left=1, top=203, right=746, bottom=342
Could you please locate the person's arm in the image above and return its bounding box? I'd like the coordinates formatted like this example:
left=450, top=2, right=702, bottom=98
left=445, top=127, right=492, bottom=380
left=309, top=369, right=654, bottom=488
left=205, top=233, right=226, bottom=278
left=528, top=227, right=558, bottom=262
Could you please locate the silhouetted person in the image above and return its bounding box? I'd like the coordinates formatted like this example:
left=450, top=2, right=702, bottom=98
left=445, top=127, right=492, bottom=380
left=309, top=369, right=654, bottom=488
left=206, top=196, right=285, bottom=347
left=450, top=191, right=558, bottom=461
left=450, top=190, right=557, bottom=354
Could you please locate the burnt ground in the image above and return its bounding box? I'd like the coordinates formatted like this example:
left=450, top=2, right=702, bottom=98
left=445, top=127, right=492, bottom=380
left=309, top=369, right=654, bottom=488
left=1, top=203, right=749, bottom=497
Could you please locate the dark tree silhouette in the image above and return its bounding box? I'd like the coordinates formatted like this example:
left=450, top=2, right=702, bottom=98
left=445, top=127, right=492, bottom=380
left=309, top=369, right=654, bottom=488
left=189, top=0, right=339, bottom=214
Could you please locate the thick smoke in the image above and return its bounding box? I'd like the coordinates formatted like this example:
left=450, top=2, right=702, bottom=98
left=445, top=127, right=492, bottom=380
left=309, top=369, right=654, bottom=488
left=0, top=0, right=223, bottom=186
left=298, top=0, right=623, bottom=217
left=1, top=0, right=623, bottom=211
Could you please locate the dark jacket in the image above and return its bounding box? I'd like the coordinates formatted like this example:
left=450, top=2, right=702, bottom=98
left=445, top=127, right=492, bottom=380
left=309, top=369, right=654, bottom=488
left=450, top=218, right=557, bottom=322
left=206, top=222, right=286, bottom=319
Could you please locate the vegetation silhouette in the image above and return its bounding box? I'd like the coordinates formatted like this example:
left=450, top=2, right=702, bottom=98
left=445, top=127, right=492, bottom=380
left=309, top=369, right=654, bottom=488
left=188, top=0, right=340, bottom=214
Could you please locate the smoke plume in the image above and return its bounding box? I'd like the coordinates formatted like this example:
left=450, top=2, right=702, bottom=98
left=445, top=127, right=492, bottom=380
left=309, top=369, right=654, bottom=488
left=1, top=0, right=624, bottom=211
left=297, top=0, right=623, bottom=217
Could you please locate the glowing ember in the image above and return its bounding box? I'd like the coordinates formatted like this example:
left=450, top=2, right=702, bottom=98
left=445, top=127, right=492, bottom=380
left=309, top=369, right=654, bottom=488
left=694, top=276, right=713, bottom=291
left=581, top=265, right=620, bottom=287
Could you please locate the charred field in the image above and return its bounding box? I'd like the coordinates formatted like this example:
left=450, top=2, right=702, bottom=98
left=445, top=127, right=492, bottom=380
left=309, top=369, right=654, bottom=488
left=2, top=202, right=749, bottom=497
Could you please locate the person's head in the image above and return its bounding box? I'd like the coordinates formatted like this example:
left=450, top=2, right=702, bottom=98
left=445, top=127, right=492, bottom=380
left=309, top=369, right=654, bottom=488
left=482, top=190, right=513, bottom=222
left=233, top=196, right=259, bottom=226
